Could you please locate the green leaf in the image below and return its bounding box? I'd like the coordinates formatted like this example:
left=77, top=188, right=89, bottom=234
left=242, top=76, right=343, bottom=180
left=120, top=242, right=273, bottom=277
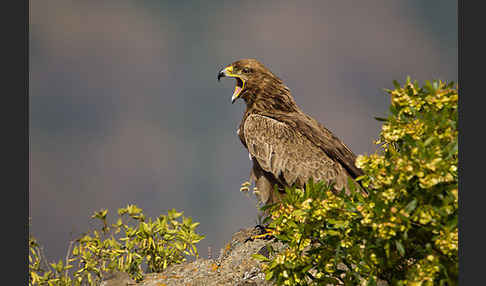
left=302, top=264, right=313, bottom=273
left=293, top=209, right=307, bottom=218
left=424, top=80, right=434, bottom=93
left=404, top=199, right=417, bottom=213
left=405, top=75, right=411, bottom=84
left=326, top=230, right=341, bottom=236
left=251, top=253, right=269, bottom=262
left=395, top=240, right=405, bottom=256
left=174, top=241, right=184, bottom=251
left=366, top=276, right=377, bottom=286
left=392, top=80, right=401, bottom=89
left=447, top=141, right=458, bottom=158
left=374, top=116, right=388, bottom=122
left=260, top=202, right=278, bottom=212
left=265, top=270, right=274, bottom=280
left=446, top=216, right=458, bottom=231
left=424, top=136, right=435, bottom=147
left=433, top=81, right=439, bottom=90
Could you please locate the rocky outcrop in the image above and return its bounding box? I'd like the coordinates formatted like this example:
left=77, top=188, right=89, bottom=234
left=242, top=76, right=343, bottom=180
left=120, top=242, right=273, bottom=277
left=102, top=227, right=285, bottom=286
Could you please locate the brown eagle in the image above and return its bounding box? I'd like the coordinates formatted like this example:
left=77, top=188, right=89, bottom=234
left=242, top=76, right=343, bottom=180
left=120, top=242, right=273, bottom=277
left=218, top=59, right=364, bottom=206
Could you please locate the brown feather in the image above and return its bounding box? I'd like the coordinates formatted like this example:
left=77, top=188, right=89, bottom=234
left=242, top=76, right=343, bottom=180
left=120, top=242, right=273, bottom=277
left=222, top=59, right=365, bottom=205
left=244, top=114, right=353, bottom=193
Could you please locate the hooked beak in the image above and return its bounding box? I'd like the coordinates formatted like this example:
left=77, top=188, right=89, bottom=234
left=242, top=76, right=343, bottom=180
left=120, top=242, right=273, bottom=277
left=217, top=70, right=225, bottom=81
left=217, top=66, right=245, bottom=104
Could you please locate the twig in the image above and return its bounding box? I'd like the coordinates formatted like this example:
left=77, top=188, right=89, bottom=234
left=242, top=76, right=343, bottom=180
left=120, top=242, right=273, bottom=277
left=65, top=240, right=75, bottom=279
left=39, top=246, right=51, bottom=272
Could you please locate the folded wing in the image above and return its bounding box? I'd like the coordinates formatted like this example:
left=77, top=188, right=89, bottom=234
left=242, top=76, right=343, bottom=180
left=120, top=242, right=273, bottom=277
left=244, top=114, right=353, bottom=192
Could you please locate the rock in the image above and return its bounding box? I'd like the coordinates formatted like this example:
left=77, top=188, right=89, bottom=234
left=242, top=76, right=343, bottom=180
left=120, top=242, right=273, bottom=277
left=136, top=227, right=285, bottom=286
left=100, top=226, right=389, bottom=286
left=101, top=272, right=136, bottom=286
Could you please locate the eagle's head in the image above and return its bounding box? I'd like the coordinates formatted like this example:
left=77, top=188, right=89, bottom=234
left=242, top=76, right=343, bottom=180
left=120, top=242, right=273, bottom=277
left=218, top=59, right=295, bottom=111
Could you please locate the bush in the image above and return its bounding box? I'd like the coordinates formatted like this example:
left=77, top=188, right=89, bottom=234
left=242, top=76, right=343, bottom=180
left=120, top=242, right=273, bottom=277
left=29, top=205, right=205, bottom=285
left=256, top=78, right=458, bottom=285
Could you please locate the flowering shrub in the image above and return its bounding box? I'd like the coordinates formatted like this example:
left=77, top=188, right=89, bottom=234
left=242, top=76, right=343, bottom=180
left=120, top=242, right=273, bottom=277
left=29, top=205, right=205, bottom=285
left=256, top=78, right=458, bottom=285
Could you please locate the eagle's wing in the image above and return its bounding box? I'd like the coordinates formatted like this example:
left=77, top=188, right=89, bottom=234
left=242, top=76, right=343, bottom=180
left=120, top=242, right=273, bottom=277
left=283, top=112, right=364, bottom=179
left=243, top=114, right=352, bottom=191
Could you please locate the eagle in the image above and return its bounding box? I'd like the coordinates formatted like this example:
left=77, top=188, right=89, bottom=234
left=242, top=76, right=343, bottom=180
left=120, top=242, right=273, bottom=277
left=218, top=59, right=365, bottom=206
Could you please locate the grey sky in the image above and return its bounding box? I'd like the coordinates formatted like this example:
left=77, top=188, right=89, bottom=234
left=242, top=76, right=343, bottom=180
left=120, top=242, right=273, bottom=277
left=29, top=0, right=457, bottom=263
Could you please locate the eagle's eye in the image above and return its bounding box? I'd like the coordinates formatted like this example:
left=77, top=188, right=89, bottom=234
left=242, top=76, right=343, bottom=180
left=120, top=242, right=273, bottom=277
left=242, top=67, right=251, bottom=74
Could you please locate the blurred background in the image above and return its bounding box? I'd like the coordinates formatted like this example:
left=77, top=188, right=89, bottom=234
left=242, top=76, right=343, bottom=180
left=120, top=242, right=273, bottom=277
left=29, top=0, right=457, bottom=263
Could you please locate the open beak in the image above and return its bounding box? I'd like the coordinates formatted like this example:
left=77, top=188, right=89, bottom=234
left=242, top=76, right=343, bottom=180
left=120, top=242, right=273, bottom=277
left=217, top=66, right=245, bottom=104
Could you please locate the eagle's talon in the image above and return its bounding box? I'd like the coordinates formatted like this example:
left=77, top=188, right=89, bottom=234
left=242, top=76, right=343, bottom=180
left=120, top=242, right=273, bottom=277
left=240, top=186, right=250, bottom=193
left=251, top=230, right=275, bottom=240
left=254, top=224, right=267, bottom=233
left=241, top=181, right=251, bottom=187
left=244, top=225, right=275, bottom=242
